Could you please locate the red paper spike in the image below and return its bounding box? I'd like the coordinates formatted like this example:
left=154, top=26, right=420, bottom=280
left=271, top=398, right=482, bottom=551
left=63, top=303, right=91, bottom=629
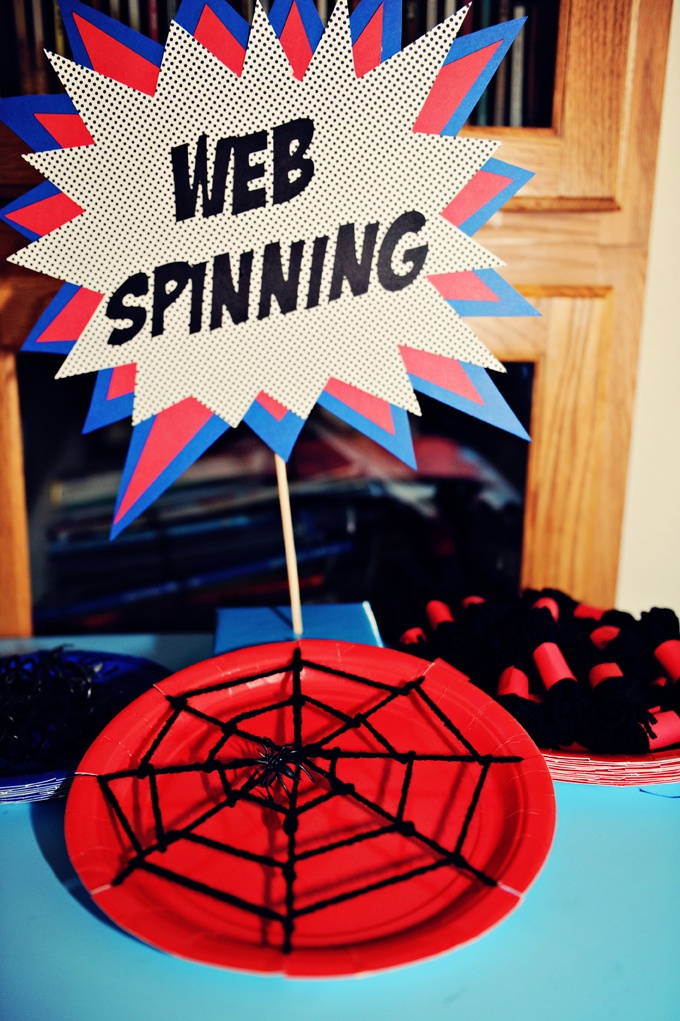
left=72, top=13, right=160, bottom=95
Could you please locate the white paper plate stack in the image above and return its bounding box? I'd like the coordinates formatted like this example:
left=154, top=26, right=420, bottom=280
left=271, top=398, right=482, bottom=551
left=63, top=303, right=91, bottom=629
left=542, top=747, right=680, bottom=785
left=0, top=767, right=75, bottom=803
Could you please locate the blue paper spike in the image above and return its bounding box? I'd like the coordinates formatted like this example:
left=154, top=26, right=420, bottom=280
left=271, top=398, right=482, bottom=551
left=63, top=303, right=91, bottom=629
left=82, top=369, right=135, bottom=433
left=21, top=283, right=80, bottom=355
left=440, top=17, right=526, bottom=137
left=317, top=391, right=417, bottom=469
left=58, top=0, right=164, bottom=71
left=269, top=0, right=324, bottom=50
left=0, top=95, right=82, bottom=153
left=111, top=412, right=229, bottom=538
left=458, top=158, right=534, bottom=237
left=445, top=269, right=541, bottom=318
left=410, top=363, right=530, bottom=441
left=175, top=0, right=250, bottom=46
left=350, top=0, right=402, bottom=63
left=0, top=182, right=65, bottom=242
left=243, top=400, right=307, bottom=461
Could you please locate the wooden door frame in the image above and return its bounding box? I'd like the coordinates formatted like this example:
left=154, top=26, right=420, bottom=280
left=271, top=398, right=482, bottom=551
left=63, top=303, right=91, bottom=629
left=466, top=0, right=673, bottom=605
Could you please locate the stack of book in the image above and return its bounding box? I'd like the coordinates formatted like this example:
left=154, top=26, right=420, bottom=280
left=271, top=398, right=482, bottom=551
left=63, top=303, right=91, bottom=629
left=4, top=1, right=560, bottom=128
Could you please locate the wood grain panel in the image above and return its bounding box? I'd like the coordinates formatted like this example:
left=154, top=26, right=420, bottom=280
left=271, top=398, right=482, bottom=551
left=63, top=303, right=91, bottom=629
left=462, top=128, right=563, bottom=198
left=559, top=0, right=634, bottom=197
left=602, top=0, right=674, bottom=245
left=0, top=350, right=32, bottom=635
left=521, top=293, right=616, bottom=603
left=0, top=123, right=44, bottom=202
left=464, top=0, right=671, bottom=212
left=0, top=217, right=61, bottom=354
left=477, top=288, right=625, bottom=604
left=476, top=253, right=648, bottom=608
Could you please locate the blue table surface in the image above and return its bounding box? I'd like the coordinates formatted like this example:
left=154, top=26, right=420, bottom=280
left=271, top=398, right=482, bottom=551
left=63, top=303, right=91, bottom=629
left=1, top=634, right=679, bottom=1021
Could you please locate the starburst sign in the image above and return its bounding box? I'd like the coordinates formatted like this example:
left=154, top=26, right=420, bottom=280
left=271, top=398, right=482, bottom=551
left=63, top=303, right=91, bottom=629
left=1, top=0, right=537, bottom=535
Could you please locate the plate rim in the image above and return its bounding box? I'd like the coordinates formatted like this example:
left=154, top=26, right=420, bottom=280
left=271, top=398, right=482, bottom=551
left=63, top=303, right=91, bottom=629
left=65, top=640, right=556, bottom=976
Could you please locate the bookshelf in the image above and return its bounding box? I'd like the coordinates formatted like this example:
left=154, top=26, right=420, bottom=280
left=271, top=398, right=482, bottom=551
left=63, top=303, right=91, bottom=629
left=0, top=0, right=673, bottom=636
left=3, top=2, right=560, bottom=128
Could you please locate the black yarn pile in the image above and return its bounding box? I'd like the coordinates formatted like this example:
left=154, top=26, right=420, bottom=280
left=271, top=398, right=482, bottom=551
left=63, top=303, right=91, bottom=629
left=0, top=647, right=168, bottom=774
left=396, top=588, right=680, bottom=756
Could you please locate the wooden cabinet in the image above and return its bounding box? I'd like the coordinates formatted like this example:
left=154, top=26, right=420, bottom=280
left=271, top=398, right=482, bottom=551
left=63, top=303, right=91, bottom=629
left=0, top=129, right=56, bottom=635
left=467, top=0, right=673, bottom=606
left=0, top=0, right=673, bottom=634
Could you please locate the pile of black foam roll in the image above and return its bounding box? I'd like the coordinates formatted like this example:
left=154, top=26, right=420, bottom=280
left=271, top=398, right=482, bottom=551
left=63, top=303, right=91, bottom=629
left=397, top=588, right=680, bottom=755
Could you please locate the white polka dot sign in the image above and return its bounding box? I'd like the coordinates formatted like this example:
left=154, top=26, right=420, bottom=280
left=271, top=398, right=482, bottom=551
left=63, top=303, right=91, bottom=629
left=11, top=2, right=506, bottom=429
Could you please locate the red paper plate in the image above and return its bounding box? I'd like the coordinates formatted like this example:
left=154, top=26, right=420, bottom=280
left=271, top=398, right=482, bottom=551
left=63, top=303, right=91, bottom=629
left=65, top=641, right=555, bottom=976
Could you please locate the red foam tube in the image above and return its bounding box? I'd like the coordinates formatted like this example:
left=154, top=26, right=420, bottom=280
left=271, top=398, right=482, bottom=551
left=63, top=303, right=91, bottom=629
left=533, top=642, right=577, bottom=690
left=497, top=666, right=530, bottom=698
left=648, top=711, right=680, bottom=750
left=399, top=627, right=427, bottom=647
left=588, top=662, right=623, bottom=688
left=497, top=666, right=542, bottom=703
left=654, top=639, right=680, bottom=682
left=590, top=625, right=620, bottom=650
left=574, top=602, right=606, bottom=620
left=426, top=600, right=454, bottom=628
left=532, top=597, right=560, bottom=622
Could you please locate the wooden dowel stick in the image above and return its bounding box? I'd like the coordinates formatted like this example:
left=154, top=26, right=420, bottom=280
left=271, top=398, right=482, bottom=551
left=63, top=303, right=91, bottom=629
left=274, top=453, right=303, bottom=636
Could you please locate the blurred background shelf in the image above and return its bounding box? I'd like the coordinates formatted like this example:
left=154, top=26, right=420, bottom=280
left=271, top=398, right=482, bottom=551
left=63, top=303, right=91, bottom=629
left=19, top=357, right=531, bottom=639
left=2, top=2, right=560, bottom=129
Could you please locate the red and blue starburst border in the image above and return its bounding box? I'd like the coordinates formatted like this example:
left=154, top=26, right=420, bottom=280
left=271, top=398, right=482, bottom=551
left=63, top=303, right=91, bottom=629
left=1, top=0, right=536, bottom=537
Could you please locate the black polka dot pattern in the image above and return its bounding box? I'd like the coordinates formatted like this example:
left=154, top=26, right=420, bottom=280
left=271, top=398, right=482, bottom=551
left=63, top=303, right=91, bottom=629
left=11, top=1, right=506, bottom=427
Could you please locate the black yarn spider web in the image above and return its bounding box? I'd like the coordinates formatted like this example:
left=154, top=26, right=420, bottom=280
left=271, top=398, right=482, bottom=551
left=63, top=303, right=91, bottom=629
left=94, top=647, right=523, bottom=955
